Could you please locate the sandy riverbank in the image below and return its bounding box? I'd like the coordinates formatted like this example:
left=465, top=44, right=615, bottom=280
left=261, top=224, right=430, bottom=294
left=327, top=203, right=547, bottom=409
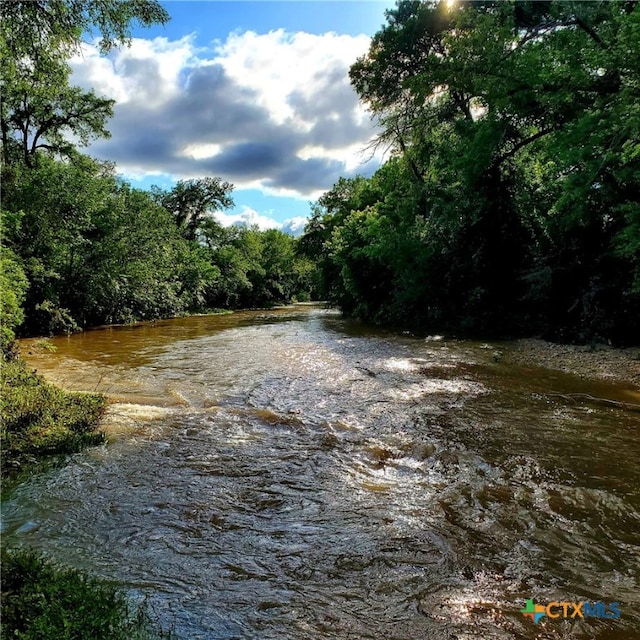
left=502, top=338, right=640, bottom=387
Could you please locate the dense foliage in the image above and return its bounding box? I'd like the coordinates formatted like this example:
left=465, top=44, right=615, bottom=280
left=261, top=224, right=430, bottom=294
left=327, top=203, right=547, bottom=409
left=302, top=0, right=640, bottom=343
left=2, top=155, right=315, bottom=337
left=1, top=157, right=313, bottom=338
left=0, top=3, right=317, bottom=342
left=1, top=550, right=168, bottom=639
left=0, top=247, right=28, bottom=354
left=3, top=154, right=313, bottom=334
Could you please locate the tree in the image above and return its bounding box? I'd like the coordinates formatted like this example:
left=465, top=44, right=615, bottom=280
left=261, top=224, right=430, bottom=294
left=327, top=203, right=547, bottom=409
left=0, top=51, right=114, bottom=167
left=301, top=0, right=640, bottom=342
left=0, top=247, right=28, bottom=355
left=0, top=1, right=169, bottom=57
left=154, top=178, right=235, bottom=241
left=2, top=155, right=209, bottom=332
left=0, top=0, right=168, bottom=167
left=87, top=183, right=203, bottom=323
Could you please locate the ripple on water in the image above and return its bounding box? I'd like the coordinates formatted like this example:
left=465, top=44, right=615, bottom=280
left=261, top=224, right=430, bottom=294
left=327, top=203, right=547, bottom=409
left=6, top=307, right=640, bottom=639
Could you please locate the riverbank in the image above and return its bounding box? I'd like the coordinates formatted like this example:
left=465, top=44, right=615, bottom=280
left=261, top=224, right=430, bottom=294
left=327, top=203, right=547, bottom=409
left=1, top=549, right=169, bottom=640
left=502, top=338, right=640, bottom=387
left=0, top=357, right=106, bottom=485
left=0, top=358, right=171, bottom=640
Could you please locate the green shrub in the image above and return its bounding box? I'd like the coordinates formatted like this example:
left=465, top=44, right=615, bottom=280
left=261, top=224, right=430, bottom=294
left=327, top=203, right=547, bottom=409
left=0, top=359, right=106, bottom=477
left=0, top=246, right=28, bottom=356
left=1, top=550, right=164, bottom=640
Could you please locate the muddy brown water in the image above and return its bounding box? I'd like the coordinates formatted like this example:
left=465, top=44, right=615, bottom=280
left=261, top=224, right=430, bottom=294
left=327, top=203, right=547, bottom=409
left=3, top=305, right=639, bottom=639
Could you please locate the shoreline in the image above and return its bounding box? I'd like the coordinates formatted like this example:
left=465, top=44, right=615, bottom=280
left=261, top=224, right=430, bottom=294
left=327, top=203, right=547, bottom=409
left=501, top=338, right=640, bottom=388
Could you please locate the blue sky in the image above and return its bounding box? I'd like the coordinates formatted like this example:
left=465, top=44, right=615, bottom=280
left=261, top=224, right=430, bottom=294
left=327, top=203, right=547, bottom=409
left=133, top=2, right=389, bottom=43
left=70, top=1, right=391, bottom=234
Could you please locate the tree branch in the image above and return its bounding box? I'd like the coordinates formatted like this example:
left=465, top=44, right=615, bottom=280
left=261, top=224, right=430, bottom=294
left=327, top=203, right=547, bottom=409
left=493, top=127, right=557, bottom=168
left=574, top=16, right=607, bottom=49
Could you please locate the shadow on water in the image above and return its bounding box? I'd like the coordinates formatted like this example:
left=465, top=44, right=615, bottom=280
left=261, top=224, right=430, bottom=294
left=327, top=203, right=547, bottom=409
left=4, top=305, right=640, bottom=639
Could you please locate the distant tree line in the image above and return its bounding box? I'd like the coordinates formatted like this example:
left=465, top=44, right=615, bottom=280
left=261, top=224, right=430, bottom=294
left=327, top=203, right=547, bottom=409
left=300, top=0, right=640, bottom=344
left=0, top=1, right=317, bottom=350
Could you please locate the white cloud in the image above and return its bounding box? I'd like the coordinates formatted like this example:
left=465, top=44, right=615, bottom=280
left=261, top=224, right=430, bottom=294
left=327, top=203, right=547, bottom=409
left=69, top=28, right=382, bottom=198
left=281, top=216, right=309, bottom=236
left=71, top=35, right=199, bottom=106
left=214, top=29, right=370, bottom=127
left=182, top=143, right=224, bottom=160
left=213, top=207, right=308, bottom=236
left=214, top=206, right=283, bottom=231
left=297, top=141, right=376, bottom=174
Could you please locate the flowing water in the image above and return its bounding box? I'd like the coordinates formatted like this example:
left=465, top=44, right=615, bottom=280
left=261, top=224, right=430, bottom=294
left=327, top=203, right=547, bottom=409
left=3, top=305, right=640, bottom=639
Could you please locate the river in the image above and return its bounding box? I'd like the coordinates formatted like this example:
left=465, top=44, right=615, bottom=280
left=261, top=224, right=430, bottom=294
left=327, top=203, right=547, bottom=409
left=3, top=305, right=639, bottom=639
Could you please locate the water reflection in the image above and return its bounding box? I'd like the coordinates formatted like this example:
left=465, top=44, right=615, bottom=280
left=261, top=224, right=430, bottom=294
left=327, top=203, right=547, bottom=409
left=4, top=305, right=640, bottom=639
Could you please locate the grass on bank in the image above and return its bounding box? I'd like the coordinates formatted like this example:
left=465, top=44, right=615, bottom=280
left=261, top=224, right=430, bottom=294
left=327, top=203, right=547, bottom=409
left=0, top=360, right=172, bottom=639
left=0, top=357, right=107, bottom=480
left=1, top=549, right=168, bottom=640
